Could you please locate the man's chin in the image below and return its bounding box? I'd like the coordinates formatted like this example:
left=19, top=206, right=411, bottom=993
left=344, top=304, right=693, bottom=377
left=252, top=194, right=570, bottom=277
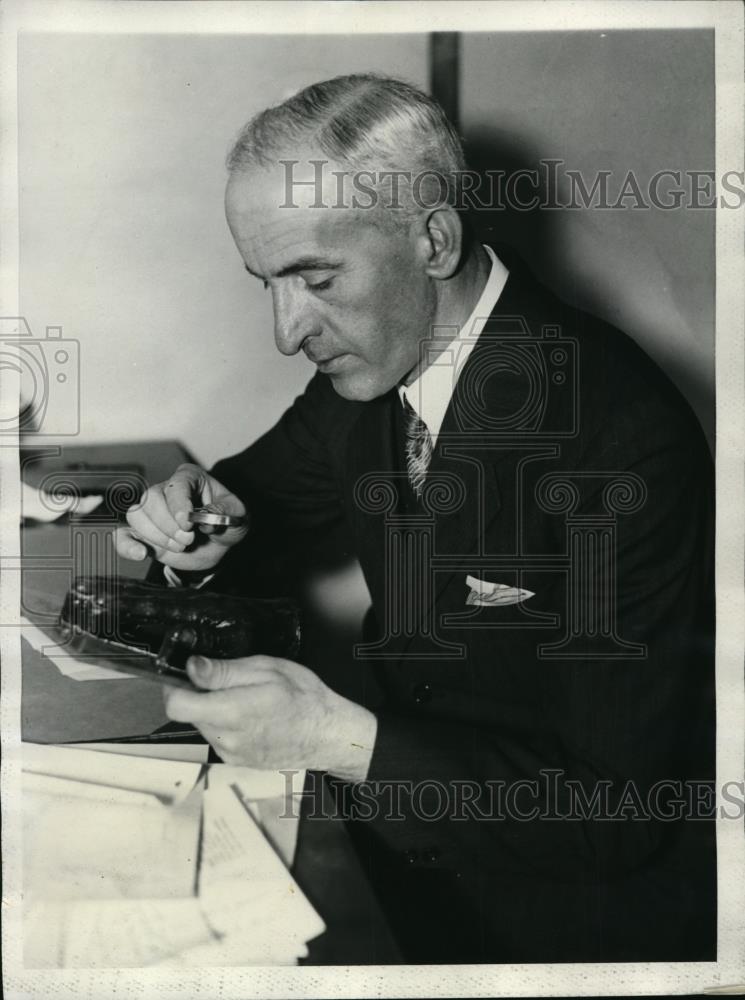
left=326, top=370, right=388, bottom=402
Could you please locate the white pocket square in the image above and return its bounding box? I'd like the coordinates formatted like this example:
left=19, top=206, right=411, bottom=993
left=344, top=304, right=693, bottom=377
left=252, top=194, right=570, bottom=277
left=465, top=575, right=535, bottom=607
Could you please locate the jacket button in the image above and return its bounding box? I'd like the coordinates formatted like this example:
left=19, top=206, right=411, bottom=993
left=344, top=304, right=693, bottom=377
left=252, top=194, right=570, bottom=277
left=424, top=848, right=440, bottom=864
left=412, top=682, right=433, bottom=704
left=403, top=849, right=419, bottom=864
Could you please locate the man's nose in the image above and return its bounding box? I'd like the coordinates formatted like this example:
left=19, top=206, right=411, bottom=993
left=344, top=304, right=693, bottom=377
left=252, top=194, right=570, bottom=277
left=272, top=282, right=318, bottom=356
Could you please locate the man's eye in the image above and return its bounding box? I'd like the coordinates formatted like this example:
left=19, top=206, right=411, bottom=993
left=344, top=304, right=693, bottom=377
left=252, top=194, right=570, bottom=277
left=307, top=278, right=332, bottom=293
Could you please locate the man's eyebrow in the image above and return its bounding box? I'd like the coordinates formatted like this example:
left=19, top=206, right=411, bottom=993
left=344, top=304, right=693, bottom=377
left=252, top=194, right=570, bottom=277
left=244, top=258, right=342, bottom=280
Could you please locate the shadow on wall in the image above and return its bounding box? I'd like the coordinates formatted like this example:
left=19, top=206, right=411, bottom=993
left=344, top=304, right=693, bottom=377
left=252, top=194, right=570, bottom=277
left=464, top=127, right=715, bottom=450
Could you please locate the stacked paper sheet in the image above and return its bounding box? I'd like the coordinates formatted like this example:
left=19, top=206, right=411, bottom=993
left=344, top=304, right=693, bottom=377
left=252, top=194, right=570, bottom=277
left=21, top=743, right=324, bottom=967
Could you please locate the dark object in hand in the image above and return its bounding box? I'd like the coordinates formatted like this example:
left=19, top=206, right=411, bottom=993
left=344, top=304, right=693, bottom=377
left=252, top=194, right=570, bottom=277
left=56, top=576, right=301, bottom=687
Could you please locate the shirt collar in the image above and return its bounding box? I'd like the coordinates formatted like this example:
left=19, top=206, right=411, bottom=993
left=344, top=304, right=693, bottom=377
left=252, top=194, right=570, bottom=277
left=399, top=245, right=509, bottom=444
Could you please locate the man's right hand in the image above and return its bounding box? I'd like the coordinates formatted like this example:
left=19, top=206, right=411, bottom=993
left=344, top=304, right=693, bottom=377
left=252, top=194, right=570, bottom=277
left=114, top=463, right=249, bottom=572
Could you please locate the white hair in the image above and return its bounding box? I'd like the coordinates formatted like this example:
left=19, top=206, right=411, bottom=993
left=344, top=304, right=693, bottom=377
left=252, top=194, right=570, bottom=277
left=226, top=73, right=469, bottom=226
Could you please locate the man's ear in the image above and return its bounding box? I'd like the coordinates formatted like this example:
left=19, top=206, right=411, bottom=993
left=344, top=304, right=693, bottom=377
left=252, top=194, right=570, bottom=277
left=413, top=206, right=463, bottom=279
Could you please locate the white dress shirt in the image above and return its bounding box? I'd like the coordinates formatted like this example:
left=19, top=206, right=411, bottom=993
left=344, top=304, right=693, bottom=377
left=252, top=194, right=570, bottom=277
left=398, top=244, right=509, bottom=447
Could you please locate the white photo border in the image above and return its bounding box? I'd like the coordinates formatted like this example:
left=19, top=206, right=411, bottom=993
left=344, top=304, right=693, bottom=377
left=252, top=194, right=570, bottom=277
left=1, top=2, right=742, bottom=997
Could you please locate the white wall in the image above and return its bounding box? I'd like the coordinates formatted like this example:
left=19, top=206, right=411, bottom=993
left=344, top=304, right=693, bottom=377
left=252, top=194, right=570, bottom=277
left=19, top=33, right=428, bottom=466
left=19, top=30, right=714, bottom=464
left=460, top=30, right=715, bottom=442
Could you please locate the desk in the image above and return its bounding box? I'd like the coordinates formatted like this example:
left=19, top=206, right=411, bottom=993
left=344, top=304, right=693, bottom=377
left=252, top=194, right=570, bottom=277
left=21, top=440, right=191, bottom=742
left=20, top=440, right=401, bottom=964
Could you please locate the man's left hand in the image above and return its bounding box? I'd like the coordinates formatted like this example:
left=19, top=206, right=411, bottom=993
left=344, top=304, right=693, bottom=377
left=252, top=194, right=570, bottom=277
left=163, top=654, right=377, bottom=782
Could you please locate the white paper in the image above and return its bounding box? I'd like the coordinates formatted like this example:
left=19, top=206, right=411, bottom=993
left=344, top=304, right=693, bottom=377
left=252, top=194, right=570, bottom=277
left=193, top=767, right=325, bottom=963
left=209, top=764, right=306, bottom=867
left=25, top=897, right=213, bottom=969
left=22, top=775, right=203, bottom=907
left=21, top=480, right=103, bottom=522
left=22, top=617, right=131, bottom=682
left=21, top=747, right=322, bottom=968
left=213, top=762, right=306, bottom=802
left=22, top=742, right=203, bottom=805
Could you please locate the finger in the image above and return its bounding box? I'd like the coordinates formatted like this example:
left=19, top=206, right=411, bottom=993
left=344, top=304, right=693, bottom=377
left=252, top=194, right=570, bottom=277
left=187, top=654, right=276, bottom=691
left=135, top=486, right=194, bottom=547
left=114, top=523, right=176, bottom=565
left=126, top=504, right=189, bottom=554
left=164, top=464, right=212, bottom=531
left=208, top=484, right=246, bottom=518
left=117, top=525, right=220, bottom=571
left=157, top=696, right=230, bottom=759
left=114, top=525, right=148, bottom=561
left=162, top=685, right=211, bottom=724
left=162, top=682, right=262, bottom=726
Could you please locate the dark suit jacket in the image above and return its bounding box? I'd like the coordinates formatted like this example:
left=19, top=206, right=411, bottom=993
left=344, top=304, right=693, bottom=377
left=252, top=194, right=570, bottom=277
left=199, top=253, right=716, bottom=963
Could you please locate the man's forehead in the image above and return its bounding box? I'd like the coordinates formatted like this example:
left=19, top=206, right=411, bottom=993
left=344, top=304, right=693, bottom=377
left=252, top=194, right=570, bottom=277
left=226, top=155, right=344, bottom=213
left=226, top=162, right=375, bottom=265
left=238, top=222, right=343, bottom=277
left=229, top=195, right=352, bottom=261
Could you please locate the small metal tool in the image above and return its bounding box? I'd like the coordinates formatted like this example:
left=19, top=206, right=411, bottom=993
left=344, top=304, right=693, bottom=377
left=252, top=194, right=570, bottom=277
left=188, top=505, right=248, bottom=529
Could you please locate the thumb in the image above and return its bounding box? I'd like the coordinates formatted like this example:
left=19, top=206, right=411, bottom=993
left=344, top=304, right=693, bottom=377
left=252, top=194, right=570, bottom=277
left=114, top=526, right=148, bottom=562
left=187, top=654, right=250, bottom=690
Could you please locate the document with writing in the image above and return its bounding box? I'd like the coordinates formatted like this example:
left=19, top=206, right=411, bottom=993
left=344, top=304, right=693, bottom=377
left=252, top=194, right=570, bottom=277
left=21, top=744, right=323, bottom=967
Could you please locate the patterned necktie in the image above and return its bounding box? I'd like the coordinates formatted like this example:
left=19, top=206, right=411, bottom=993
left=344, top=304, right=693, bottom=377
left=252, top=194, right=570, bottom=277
left=402, top=394, right=433, bottom=499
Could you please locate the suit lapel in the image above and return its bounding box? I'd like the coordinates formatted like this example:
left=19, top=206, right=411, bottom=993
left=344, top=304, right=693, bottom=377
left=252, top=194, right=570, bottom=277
left=423, top=264, right=554, bottom=593
left=343, top=390, right=404, bottom=618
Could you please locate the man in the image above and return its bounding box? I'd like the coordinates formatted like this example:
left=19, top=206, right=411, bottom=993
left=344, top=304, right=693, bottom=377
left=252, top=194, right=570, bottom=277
left=115, top=75, right=715, bottom=963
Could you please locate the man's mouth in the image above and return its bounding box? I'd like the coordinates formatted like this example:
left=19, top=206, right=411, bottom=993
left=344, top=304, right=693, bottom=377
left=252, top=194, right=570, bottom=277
left=311, top=354, right=349, bottom=374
